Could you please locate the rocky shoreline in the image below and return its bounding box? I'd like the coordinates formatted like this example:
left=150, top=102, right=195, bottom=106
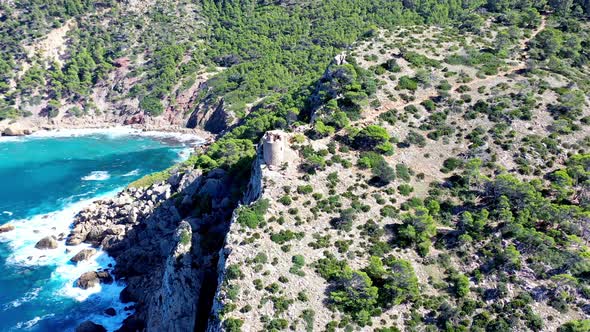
left=61, top=153, right=249, bottom=331
left=66, top=171, right=192, bottom=331
left=0, top=117, right=214, bottom=142
left=0, top=112, right=246, bottom=331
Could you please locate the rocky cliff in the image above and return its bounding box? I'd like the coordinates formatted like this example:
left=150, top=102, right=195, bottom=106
left=66, top=157, right=247, bottom=331
left=206, top=143, right=265, bottom=332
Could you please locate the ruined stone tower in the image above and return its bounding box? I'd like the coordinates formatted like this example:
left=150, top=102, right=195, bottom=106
left=262, top=130, right=286, bottom=169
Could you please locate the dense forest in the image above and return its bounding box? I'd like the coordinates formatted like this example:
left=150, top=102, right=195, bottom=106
left=2, top=0, right=589, bottom=120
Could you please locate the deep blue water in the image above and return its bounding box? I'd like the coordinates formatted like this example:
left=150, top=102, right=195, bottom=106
left=0, top=130, right=192, bottom=331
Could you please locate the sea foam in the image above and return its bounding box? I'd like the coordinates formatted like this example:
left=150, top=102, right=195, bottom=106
left=82, top=171, right=111, bottom=181
left=0, top=127, right=189, bottom=331
left=14, top=313, right=55, bottom=329
left=0, top=190, right=133, bottom=331
left=122, top=169, right=140, bottom=177
left=3, top=287, right=41, bottom=310
left=28, top=127, right=205, bottom=146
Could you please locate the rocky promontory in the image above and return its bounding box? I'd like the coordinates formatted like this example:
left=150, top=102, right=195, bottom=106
left=66, top=160, right=245, bottom=331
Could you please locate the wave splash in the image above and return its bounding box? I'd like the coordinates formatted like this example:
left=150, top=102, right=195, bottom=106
left=122, top=169, right=139, bottom=177
left=82, top=171, right=111, bottom=181
left=0, top=191, right=133, bottom=331
left=28, top=127, right=205, bottom=145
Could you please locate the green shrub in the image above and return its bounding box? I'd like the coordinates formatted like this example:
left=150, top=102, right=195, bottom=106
left=331, top=208, right=356, bottom=231
left=442, top=157, right=463, bottom=173
left=139, top=95, right=164, bottom=116
left=237, top=199, right=270, bottom=228
left=179, top=230, right=191, bottom=245
left=297, top=185, right=314, bottom=194
left=330, top=268, right=379, bottom=326
left=395, top=164, right=411, bottom=182
left=223, top=318, right=244, bottom=332
left=397, top=76, right=418, bottom=91
left=421, top=99, right=436, bottom=111
left=353, top=125, right=391, bottom=152
left=226, top=264, right=244, bottom=280
left=371, top=159, right=396, bottom=186
left=128, top=168, right=172, bottom=188
left=271, top=230, right=304, bottom=244
left=398, top=184, right=414, bottom=196
left=279, top=195, right=292, bottom=206
left=559, top=320, right=590, bottom=332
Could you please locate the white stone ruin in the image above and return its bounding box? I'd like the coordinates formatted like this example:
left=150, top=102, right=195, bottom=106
left=262, top=130, right=286, bottom=169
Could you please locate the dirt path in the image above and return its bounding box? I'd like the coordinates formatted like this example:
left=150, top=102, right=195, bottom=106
left=360, top=16, right=548, bottom=125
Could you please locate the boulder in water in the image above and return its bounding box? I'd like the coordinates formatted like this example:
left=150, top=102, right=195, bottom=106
left=75, top=270, right=113, bottom=289
left=76, top=272, right=99, bottom=289
left=75, top=321, right=106, bottom=332
left=35, top=236, right=58, bottom=250
left=116, top=315, right=145, bottom=332
left=70, top=248, right=97, bottom=263
left=104, top=307, right=117, bottom=316
left=66, top=235, right=84, bottom=246
left=0, top=224, right=15, bottom=233
left=2, top=123, right=36, bottom=136
left=96, top=270, right=113, bottom=284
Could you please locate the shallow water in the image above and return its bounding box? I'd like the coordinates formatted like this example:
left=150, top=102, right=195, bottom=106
left=0, top=130, right=196, bottom=331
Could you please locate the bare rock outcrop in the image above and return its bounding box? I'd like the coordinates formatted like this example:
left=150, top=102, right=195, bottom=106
left=65, top=164, right=241, bottom=331
left=75, top=321, right=107, bottom=332
left=75, top=271, right=113, bottom=289
left=0, top=224, right=15, bottom=233
left=146, top=221, right=199, bottom=331
left=2, top=123, right=37, bottom=136
left=35, top=236, right=58, bottom=250
left=70, top=248, right=97, bottom=263
left=186, top=98, right=233, bottom=134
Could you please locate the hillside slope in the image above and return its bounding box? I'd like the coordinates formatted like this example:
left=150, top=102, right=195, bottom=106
left=209, top=14, right=590, bottom=332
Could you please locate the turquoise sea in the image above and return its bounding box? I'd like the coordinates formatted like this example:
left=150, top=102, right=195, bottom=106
left=0, top=129, right=197, bottom=331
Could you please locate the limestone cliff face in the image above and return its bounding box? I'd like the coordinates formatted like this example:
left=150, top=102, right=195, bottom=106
left=186, top=98, right=234, bottom=134
left=68, top=162, right=240, bottom=332
left=206, top=143, right=265, bottom=332
left=66, top=131, right=278, bottom=332
left=146, top=221, right=198, bottom=332
left=244, top=145, right=264, bottom=204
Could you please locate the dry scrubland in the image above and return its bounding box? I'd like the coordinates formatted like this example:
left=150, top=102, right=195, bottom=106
left=214, top=17, right=590, bottom=332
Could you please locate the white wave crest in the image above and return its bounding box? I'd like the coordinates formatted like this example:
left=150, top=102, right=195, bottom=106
left=3, top=287, right=41, bottom=310
left=14, top=313, right=55, bottom=329
left=28, top=127, right=138, bottom=139
left=175, top=147, right=193, bottom=162
left=0, top=136, right=25, bottom=143
left=122, top=169, right=139, bottom=177
left=138, top=130, right=205, bottom=145
left=0, top=189, right=133, bottom=331
left=82, top=171, right=110, bottom=181
left=28, top=127, right=205, bottom=145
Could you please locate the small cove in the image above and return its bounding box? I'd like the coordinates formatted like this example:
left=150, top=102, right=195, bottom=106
left=0, top=128, right=200, bottom=331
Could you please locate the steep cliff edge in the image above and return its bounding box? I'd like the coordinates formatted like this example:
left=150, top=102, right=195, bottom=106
left=64, top=128, right=289, bottom=331
left=206, top=130, right=298, bottom=331
left=146, top=220, right=198, bottom=331
left=206, top=140, right=266, bottom=332
left=66, top=159, right=244, bottom=331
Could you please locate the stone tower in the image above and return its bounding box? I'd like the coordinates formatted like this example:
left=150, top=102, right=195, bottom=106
left=262, top=130, right=286, bottom=168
